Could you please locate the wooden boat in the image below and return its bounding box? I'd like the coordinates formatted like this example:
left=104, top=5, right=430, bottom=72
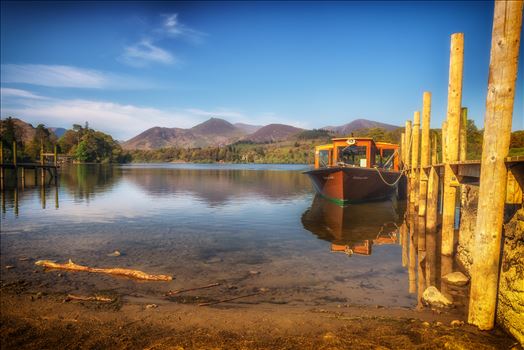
left=304, top=137, right=405, bottom=205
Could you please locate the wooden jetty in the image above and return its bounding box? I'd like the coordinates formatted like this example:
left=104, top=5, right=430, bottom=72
left=399, top=0, right=523, bottom=339
left=0, top=141, right=60, bottom=190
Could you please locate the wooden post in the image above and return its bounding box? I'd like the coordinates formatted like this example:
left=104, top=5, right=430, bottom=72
left=410, top=111, right=420, bottom=204
left=469, top=0, right=523, bottom=330
left=431, top=134, right=438, bottom=165
left=401, top=222, right=408, bottom=267
left=460, top=107, right=468, bottom=161
left=408, top=206, right=417, bottom=294
left=401, top=133, right=406, bottom=168
left=0, top=142, right=3, bottom=164
left=21, top=167, right=25, bottom=189
left=12, top=141, right=17, bottom=167
left=405, top=120, right=413, bottom=201
left=425, top=165, right=439, bottom=287
left=441, top=33, right=464, bottom=258
left=54, top=145, right=58, bottom=166
left=419, top=92, right=431, bottom=217
left=14, top=186, right=19, bottom=216
left=442, top=121, right=448, bottom=163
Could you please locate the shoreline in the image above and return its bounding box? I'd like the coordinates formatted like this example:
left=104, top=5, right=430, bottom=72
left=0, top=281, right=517, bottom=350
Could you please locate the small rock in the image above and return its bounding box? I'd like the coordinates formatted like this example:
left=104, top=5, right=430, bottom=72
left=435, top=321, right=443, bottom=327
left=450, top=320, right=464, bottom=327
left=422, top=286, right=453, bottom=308
left=421, top=321, right=430, bottom=327
left=19, top=257, right=30, bottom=261
left=5, top=265, right=15, bottom=269
left=249, top=270, right=260, bottom=275
left=323, top=332, right=337, bottom=341
left=107, top=250, right=121, bottom=257
left=145, top=304, right=158, bottom=309
left=443, top=272, right=469, bottom=286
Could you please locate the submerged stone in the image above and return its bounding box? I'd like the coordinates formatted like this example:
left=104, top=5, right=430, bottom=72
left=422, top=286, right=453, bottom=308
left=443, top=272, right=469, bottom=286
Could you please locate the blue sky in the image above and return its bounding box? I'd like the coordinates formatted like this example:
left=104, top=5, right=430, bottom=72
left=1, top=1, right=522, bottom=140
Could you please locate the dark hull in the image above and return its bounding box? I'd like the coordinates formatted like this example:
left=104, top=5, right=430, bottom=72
left=304, top=167, right=404, bottom=205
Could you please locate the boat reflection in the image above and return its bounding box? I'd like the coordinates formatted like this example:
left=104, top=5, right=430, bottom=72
left=301, top=195, right=405, bottom=256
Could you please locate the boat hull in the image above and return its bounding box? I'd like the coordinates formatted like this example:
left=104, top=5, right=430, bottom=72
left=304, top=167, right=404, bottom=205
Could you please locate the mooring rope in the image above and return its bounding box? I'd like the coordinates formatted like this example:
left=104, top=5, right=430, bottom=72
left=373, top=130, right=414, bottom=187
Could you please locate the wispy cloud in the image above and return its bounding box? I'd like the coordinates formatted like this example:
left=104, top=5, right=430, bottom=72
left=161, top=13, right=206, bottom=43
left=0, top=87, right=48, bottom=100
left=120, top=40, right=175, bottom=67
left=1, top=64, right=151, bottom=89
left=1, top=90, right=306, bottom=140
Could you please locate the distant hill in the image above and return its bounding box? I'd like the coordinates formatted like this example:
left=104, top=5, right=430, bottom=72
left=323, top=119, right=400, bottom=136
left=243, top=124, right=303, bottom=143
left=49, top=127, right=67, bottom=138
left=122, top=118, right=248, bottom=150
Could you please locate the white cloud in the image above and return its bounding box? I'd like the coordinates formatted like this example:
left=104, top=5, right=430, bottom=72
left=120, top=40, right=175, bottom=67
left=0, top=87, right=48, bottom=100
left=1, top=64, right=150, bottom=89
left=161, top=13, right=206, bottom=43
left=1, top=90, right=307, bottom=140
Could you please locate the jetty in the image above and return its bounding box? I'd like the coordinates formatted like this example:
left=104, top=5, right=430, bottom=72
left=0, top=141, right=60, bottom=191
left=398, top=0, right=523, bottom=342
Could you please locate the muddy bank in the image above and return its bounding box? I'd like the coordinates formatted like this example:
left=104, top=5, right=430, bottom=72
left=1, top=285, right=517, bottom=350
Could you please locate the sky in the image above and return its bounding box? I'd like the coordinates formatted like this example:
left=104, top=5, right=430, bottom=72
left=1, top=1, right=522, bottom=140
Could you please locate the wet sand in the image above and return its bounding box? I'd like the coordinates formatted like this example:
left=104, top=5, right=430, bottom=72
left=1, top=281, right=516, bottom=350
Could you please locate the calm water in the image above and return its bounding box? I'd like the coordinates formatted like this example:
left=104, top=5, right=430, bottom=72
left=1, top=164, right=417, bottom=308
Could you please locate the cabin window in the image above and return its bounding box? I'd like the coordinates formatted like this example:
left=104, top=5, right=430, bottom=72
left=377, top=149, right=395, bottom=169
left=318, top=150, right=330, bottom=168
left=337, top=145, right=367, bottom=166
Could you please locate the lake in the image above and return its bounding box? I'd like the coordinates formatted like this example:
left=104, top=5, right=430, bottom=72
left=1, top=163, right=416, bottom=309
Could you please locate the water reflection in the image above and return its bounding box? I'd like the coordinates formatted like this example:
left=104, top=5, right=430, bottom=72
left=301, top=195, right=404, bottom=256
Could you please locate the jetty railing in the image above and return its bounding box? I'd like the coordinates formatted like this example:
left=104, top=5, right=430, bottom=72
left=399, top=0, right=523, bottom=334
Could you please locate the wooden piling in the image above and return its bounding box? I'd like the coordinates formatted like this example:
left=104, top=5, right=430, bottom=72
left=410, top=111, right=420, bottom=205
left=401, top=222, right=408, bottom=267
left=460, top=107, right=468, bottom=161
left=442, top=121, right=448, bottom=163
left=418, top=92, right=431, bottom=217
left=441, top=33, right=464, bottom=258
left=468, top=0, right=523, bottom=330
left=401, top=133, right=406, bottom=167
left=431, top=134, right=438, bottom=165
left=405, top=120, right=413, bottom=200
left=425, top=166, right=439, bottom=287
left=12, top=141, right=17, bottom=167
left=408, top=206, right=417, bottom=294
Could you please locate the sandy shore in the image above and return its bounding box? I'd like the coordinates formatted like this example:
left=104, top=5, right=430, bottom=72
left=0, top=279, right=518, bottom=350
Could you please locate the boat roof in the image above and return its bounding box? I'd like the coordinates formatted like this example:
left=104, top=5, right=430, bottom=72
left=331, top=137, right=374, bottom=141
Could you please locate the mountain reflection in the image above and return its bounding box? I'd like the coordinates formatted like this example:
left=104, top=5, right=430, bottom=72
left=301, top=195, right=405, bottom=256
left=122, top=167, right=311, bottom=205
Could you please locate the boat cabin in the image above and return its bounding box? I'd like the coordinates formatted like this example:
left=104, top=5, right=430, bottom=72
left=314, top=137, right=400, bottom=171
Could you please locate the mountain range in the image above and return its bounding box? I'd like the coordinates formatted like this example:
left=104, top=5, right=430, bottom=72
left=122, top=118, right=400, bottom=150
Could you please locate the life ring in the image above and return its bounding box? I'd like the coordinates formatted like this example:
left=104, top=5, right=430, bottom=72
left=346, top=138, right=356, bottom=145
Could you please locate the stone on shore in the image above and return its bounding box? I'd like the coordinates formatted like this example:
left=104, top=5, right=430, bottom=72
left=442, top=272, right=469, bottom=286
left=422, top=286, right=453, bottom=308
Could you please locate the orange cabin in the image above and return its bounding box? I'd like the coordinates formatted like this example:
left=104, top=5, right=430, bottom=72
left=314, top=137, right=400, bottom=171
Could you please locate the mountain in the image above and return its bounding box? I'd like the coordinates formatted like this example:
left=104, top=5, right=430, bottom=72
left=233, top=123, right=262, bottom=134
left=323, top=119, right=400, bottom=135
left=122, top=118, right=247, bottom=150
left=49, top=127, right=67, bottom=138
left=243, top=124, right=303, bottom=143
left=123, top=127, right=197, bottom=150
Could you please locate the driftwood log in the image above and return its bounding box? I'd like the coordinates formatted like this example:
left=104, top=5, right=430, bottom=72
left=35, top=259, right=173, bottom=281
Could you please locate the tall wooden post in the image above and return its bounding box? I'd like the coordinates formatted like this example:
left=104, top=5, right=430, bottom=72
left=442, top=121, right=448, bottom=163
left=401, top=133, right=406, bottom=168
left=425, top=165, right=439, bottom=287
left=419, top=92, right=431, bottom=217
left=408, top=205, right=417, bottom=294
left=460, top=107, right=468, bottom=161
left=431, top=134, right=438, bottom=165
left=405, top=120, right=412, bottom=201
left=410, top=111, right=420, bottom=205
left=469, top=0, right=523, bottom=330
left=401, top=222, right=408, bottom=267
left=441, top=33, right=464, bottom=259
left=12, top=141, right=17, bottom=167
